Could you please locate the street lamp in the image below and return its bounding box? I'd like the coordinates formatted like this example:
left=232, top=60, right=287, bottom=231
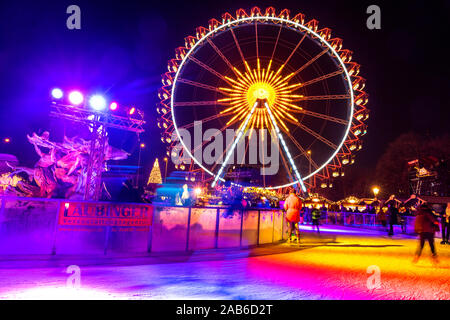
left=163, top=157, right=168, bottom=183
left=136, top=140, right=146, bottom=187
left=372, top=186, right=380, bottom=198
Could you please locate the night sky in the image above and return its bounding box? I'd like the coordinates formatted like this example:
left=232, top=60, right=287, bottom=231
left=0, top=0, right=448, bottom=181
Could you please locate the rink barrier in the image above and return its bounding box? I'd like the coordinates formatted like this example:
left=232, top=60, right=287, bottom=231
left=0, top=196, right=425, bottom=256
left=0, top=196, right=289, bottom=256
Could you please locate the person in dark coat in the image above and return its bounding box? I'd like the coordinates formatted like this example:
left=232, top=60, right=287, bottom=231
left=378, top=206, right=388, bottom=228
left=385, top=195, right=401, bottom=236
left=387, top=204, right=399, bottom=236
left=311, top=207, right=321, bottom=233
left=413, top=203, right=440, bottom=264
left=440, top=203, right=450, bottom=244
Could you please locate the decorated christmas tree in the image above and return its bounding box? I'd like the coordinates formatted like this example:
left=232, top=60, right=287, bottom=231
left=147, top=158, right=163, bottom=185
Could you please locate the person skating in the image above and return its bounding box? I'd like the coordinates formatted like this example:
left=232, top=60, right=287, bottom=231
left=311, top=207, right=321, bottom=233
left=284, top=188, right=302, bottom=244
left=385, top=195, right=401, bottom=236
left=399, top=205, right=408, bottom=233
left=440, top=203, right=450, bottom=244
left=412, top=203, right=440, bottom=265
left=387, top=203, right=399, bottom=236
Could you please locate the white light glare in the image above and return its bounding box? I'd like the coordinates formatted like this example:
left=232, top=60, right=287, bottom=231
left=89, top=95, right=107, bottom=111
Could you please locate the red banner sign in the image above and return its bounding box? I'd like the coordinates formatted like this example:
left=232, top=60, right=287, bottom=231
left=58, top=202, right=153, bottom=227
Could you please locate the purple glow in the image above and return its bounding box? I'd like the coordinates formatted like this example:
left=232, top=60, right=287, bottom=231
left=68, top=91, right=84, bottom=105
left=109, top=102, right=118, bottom=111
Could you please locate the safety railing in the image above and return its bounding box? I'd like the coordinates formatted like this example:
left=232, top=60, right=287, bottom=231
left=0, top=196, right=288, bottom=256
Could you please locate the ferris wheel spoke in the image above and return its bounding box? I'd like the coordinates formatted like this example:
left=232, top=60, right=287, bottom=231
left=292, top=48, right=329, bottom=77
left=298, top=69, right=345, bottom=88
left=264, top=102, right=307, bottom=192
left=292, top=121, right=338, bottom=150
left=265, top=123, right=295, bottom=184
left=283, top=129, right=319, bottom=170
left=255, top=22, right=259, bottom=64
left=270, top=25, right=282, bottom=63
left=230, top=28, right=246, bottom=67
left=279, top=32, right=307, bottom=73
left=177, top=78, right=222, bottom=93
left=211, top=102, right=259, bottom=187
left=276, top=137, right=296, bottom=185
left=174, top=100, right=227, bottom=107
left=292, top=94, right=351, bottom=102
left=193, top=120, right=237, bottom=159
left=178, top=112, right=235, bottom=130
left=206, top=38, right=239, bottom=77
left=294, top=109, right=349, bottom=125
left=192, top=118, right=239, bottom=156
left=187, top=56, right=233, bottom=86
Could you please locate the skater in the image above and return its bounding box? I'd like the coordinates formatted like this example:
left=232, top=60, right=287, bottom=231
left=440, top=203, right=450, bottom=244
left=311, top=207, right=321, bottom=233
left=385, top=195, right=401, bottom=236
left=284, top=188, right=302, bottom=244
left=413, top=203, right=440, bottom=265
left=299, top=207, right=305, bottom=225
left=399, top=205, right=408, bottom=233
left=387, top=203, right=399, bottom=236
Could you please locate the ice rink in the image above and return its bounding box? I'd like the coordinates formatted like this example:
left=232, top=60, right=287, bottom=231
left=1, top=225, right=449, bottom=300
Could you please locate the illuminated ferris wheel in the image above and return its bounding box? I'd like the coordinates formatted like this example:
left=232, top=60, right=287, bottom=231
left=157, top=7, right=369, bottom=191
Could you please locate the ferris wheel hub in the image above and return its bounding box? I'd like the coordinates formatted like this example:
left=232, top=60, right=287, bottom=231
left=248, top=82, right=275, bottom=106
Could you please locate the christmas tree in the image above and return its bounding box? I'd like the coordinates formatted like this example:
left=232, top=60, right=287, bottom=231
left=147, top=158, right=163, bottom=185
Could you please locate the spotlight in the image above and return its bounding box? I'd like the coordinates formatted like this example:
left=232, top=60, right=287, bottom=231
left=51, top=88, right=63, bottom=99
left=3, top=138, right=11, bottom=143
left=109, top=102, right=118, bottom=111
left=140, top=143, right=145, bottom=148
left=128, top=107, right=136, bottom=115
left=68, top=91, right=84, bottom=105
left=89, top=95, right=107, bottom=111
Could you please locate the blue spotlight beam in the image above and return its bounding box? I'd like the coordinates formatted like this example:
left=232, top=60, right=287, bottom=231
left=264, top=102, right=307, bottom=192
